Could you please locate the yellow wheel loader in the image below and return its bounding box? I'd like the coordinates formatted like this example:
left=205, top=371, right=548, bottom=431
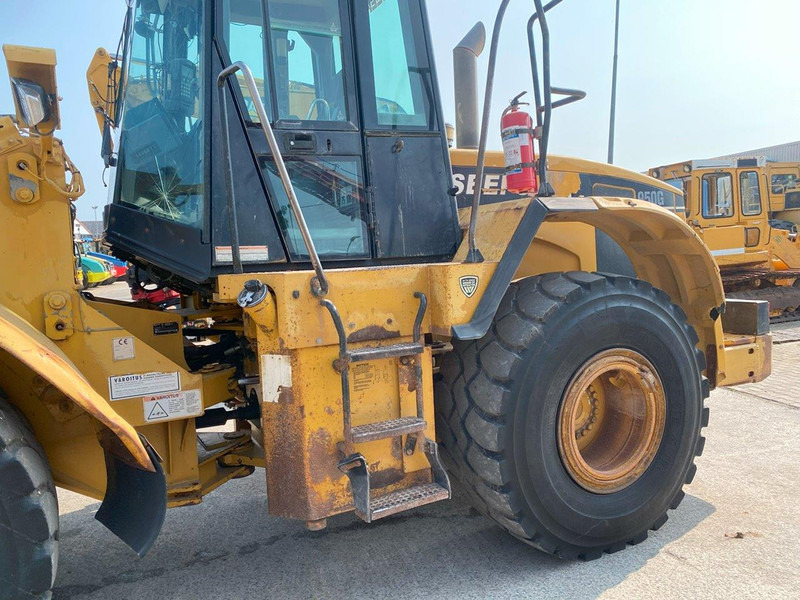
left=650, top=157, right=800, bottom=321
left=0, top=1, right=771, bottom=597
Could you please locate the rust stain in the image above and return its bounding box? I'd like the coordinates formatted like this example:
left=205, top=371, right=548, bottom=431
left=390, top=437, right=403, bottom=461
left=398, top=363, right=418, bottom=393
left=369, top=467, right=404, bottom=490
left=308, top=428, right=342, bottom=486
left=277, top=386, right=294, bottom=404
left=347, top=325, right=401, bottom=344
left=261, top=394, right=309, bottom=519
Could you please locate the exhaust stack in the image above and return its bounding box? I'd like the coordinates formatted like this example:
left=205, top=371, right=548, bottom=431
left=453, top=22, right=486, bottom=150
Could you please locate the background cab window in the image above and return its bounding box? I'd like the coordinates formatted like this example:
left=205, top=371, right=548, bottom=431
left=702, top=173, right=734, bottom=218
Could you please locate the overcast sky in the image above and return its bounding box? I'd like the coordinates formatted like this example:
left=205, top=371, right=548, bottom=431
left=1, top=0, right=798, bottom=221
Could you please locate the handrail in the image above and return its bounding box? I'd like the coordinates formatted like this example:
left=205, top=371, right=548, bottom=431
left=216, top=61, right=330, bottom=297
left=527, top=0, right=586, bottom=189
left=466, top=0, right=582, bottom=262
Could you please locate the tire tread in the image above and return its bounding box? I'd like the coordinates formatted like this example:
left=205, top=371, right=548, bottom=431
left=436, top=272, right=709, bottom=560
left=0, top=396, right=58, bottom=599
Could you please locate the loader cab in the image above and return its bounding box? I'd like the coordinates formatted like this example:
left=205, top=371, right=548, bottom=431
left=105, top=0, right=459, bottom=286
left=652, top=160, right=770, bottom=267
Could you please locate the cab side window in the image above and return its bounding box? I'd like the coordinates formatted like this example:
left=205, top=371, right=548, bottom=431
left=267, top=0, right=349, bottom=122
left=222, top=0, right=271, bottom=122
left=739, top=171, right=762, bottom=216
left=771, top=173, right=799, bottom=194
left=702, top=173, right=734, bottom=218
left=366, top=0, right=434, bottom=129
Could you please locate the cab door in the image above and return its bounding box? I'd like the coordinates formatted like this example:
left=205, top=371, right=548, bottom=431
left=736, top=169, right=770, bottom=262
left=353, top=0, right=460, bottom=260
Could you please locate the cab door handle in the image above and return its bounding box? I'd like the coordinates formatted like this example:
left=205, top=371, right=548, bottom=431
left=285, top=132, right=316, bottom=153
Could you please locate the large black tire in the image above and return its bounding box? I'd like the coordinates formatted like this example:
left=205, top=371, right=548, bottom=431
left=436, top=273, right=709, bottom=559
left=0, top=397, right=59, bottom=599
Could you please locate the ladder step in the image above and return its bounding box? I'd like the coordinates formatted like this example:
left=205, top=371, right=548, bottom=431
left=347, top=342, right=424, bottom=363
left=351, top=417, right=426, bottom=444
left=339, top=440, right=452, bottom=524
left=369, top=483, right=450, bottom=521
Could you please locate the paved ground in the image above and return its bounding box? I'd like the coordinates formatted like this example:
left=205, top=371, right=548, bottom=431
left=88, top=281, right=133, bottom=302
left=52, top=322, right=800, bottom=600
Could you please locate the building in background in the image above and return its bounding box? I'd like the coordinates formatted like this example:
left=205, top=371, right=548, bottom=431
left=713, top=140, right=800, bottom=163
left=73, top=220, right=91, bottom=241
left=74, top=220, right=103, bottom=250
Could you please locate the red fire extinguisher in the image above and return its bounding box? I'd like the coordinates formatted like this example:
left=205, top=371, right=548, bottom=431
left=501, top=93, right=539, bottom=195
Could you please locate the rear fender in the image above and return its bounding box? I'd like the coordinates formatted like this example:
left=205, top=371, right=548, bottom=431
left=542, top=197, right=726, bottom=385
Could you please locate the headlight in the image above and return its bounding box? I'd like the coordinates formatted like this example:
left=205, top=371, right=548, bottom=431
left=10, top=78, right=50, bottom=128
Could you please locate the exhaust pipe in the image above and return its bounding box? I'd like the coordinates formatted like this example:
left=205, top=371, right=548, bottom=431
left=453, top=22, right=486, bottom=150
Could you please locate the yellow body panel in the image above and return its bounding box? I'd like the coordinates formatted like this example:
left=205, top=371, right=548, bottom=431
left=0, top=304, right=153, bottom=473
left=720, top=333, right=772, bottom=387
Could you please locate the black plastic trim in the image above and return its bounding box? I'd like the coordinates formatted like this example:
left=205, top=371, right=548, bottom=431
left=95, top=441, right=167, bottom=557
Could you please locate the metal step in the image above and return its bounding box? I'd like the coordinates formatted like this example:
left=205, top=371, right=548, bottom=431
left=351, top=417, right=426, bottom=444
left=338, top=439, right=452, bottom=524
left=347, top=342, right=423, bottom=363
left=369, top=483, right=450, bottom=521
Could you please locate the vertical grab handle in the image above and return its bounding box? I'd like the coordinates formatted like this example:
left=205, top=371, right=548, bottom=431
left=216, top=61, right=330, bottom=297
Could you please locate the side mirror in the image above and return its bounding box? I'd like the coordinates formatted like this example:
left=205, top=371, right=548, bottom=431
left=11, top=77, right=51, bottom=128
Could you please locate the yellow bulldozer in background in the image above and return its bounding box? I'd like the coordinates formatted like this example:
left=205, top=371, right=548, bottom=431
left=650, top=158, right=800, bottom=320
left=0, top=1, right=771, bottom=597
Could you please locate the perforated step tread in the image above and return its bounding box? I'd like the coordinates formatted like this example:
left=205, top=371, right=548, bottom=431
left=369, top=483, right=450, bottom=520
left=352, top=417, right=426, bottom=443
left=348, top=342, right=424, bottom=363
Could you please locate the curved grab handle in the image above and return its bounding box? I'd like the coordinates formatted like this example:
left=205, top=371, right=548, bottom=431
left=217, top=61, right=329, bottom=296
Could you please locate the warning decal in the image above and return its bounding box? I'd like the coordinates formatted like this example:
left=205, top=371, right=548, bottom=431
left=109, top=372, right=181, bottom=401
left=353, top=363, right=377, bottom=392
left=147, top=402, right=169, bottom=420
left=143, top=390, right=203, bottom=423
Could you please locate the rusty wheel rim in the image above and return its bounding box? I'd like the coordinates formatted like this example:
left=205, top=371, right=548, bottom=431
left=558, top=349, right=666, bottom=494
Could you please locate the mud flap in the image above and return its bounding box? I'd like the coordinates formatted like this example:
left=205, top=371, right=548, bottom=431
left=95, top=440, right=167, bottom=557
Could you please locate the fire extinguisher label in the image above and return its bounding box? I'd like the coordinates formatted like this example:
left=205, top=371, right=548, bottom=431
left=502, top=130, right=526, bottom=175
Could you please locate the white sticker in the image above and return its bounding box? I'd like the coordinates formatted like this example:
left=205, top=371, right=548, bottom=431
left=109, top=372, right=181, bottom=401
left=143, top=390, right=203, bottom=423
left=215, top=245, right=269, bottom=264
left=502, top=130, right=524, bottom=174
left=261, top=355, right=292, bottom=403
left=112, top=337, right=136, bottom=361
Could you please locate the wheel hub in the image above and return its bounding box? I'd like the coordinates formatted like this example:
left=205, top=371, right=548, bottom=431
left=558, top=349, right=666, bottom=494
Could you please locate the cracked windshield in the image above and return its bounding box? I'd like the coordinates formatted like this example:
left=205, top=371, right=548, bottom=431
left=116, top=1, right=205, bottom=228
